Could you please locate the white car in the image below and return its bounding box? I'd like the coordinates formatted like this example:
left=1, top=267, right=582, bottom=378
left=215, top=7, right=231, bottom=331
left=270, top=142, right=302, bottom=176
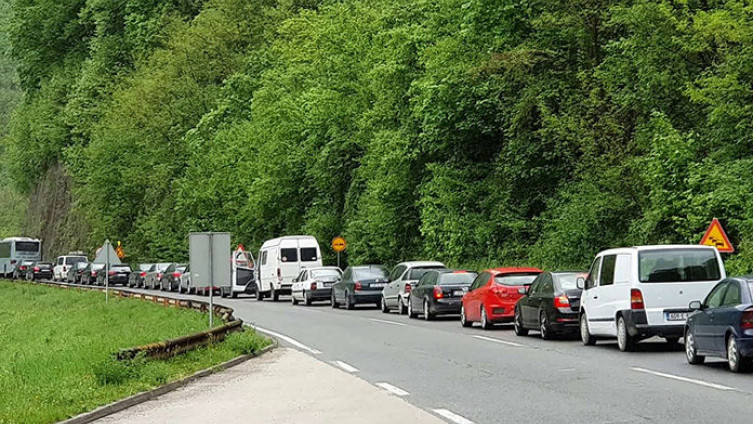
left=291, top=266, right=342, bottom=306
left=381, top=261, right=446, bottom=314
left=579, top=245, right=726, bottom=352
left=53, top=254, right=88, bottom=282
left=256, top=236, right=322, bottom=301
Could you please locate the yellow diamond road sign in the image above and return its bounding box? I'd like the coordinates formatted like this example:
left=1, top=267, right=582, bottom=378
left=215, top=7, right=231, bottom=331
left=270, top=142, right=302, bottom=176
left=331, top=236, right=347, bottom=253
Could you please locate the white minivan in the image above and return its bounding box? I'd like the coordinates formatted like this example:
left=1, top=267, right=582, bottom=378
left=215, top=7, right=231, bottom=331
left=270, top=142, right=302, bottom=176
left=53, top=254, right=88, bottom=282
left=256, top=236, right=322, bottom=301
left=579, top=245, right=726, bottom=351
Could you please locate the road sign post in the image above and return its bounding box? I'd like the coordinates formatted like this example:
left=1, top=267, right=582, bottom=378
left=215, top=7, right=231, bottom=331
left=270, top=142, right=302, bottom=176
left=331, top=236, right=347, bottom=269
left=105, top=240, right=110, bottom=304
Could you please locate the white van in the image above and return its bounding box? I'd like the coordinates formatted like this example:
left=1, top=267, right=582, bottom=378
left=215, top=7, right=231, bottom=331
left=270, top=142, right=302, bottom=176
left=579, top=245, right=726, bottom=351
left=256, top=236, right=322, bottom=301
left=53, top=253, right=89, bottom=282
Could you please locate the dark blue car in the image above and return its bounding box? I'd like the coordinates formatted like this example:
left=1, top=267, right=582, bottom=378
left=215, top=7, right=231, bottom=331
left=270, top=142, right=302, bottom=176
left=685, top=277, right=753, bottom=372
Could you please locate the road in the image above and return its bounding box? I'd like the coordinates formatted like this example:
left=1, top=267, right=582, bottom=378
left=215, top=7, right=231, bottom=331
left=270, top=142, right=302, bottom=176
left=86, top=284, right=753, bottom=423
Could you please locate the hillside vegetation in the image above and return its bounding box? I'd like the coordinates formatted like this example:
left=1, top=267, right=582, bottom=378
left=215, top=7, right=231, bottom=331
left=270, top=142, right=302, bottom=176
left=1, top=0, right=753, bottom=272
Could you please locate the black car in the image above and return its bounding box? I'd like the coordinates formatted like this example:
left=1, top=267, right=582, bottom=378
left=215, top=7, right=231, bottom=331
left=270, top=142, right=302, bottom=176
left=514, top=271, right=585, bottom=339
left=159, top=263, right=186, bottom=291
left=12, top=260, right=34, bottom=280
left=96, top=264, right=132, bottom=286
left=66, top=261, right=89, bottom=284
left=25, top=262, right=53, bottom=281
left=407, top=270, right=476, bottom=320
left=81, top=263, right=105, bottom=285
left=685, top=277, right=753, bottom=373
left=331, top=265, right=390, bottom=310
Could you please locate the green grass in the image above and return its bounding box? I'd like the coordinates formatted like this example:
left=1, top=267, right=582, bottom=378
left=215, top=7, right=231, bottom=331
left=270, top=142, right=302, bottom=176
left=0, top=281, right=270, bottom=424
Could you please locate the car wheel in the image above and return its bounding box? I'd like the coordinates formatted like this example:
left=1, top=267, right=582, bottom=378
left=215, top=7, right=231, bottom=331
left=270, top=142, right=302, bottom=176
left=728, top=336, right=752, bottom=373
left=345, top=291, right=355, bottom=310
left=617, top=316, right=635, bottom=352
left=685, top=328, right=705, bottom=365
left=514, top=307, right=528, bottom=336
left=232, top=292, right=238, bottom=299
left=291, top=292, right=298, bottom=305
left=398, top=297, right=407, bottom=315
left=423, top=299, right=433, bottom=321
left=540, top=311, right=552, bottom=340
left=381, top=296, right=390, bottom=313
left=407, top=297, right=417, bottom=318
left=580, top=312, right=597, bottom=346
left=272, top=287, right=279, bottom=302
left=256, top=285, right=264, bottom=301
left=460, top=304, right=472, bottom=328
left=331, top=292, right=339, bottom=308
left=480, top=305, right=492, bottom=330
left=304, top=291, right=311, bottom=306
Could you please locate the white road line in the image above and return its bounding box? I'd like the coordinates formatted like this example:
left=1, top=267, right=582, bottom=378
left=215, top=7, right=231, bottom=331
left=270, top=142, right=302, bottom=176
left=368, top=318, right=407, bottom=326
left=432, top=409, right=475, bottom=424
left=631, top=367, right=738, bottom=392
left=471, top=335, right=526, bottom=348
left=333, top=360, right=359, bottom=373
left=251, top=325, right=322, bottom=354
left=376, top=382, right=409, bottom=396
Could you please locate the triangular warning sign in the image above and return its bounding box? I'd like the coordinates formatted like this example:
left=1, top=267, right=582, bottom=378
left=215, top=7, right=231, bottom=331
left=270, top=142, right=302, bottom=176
left=699, top=218, right=734, bottom=253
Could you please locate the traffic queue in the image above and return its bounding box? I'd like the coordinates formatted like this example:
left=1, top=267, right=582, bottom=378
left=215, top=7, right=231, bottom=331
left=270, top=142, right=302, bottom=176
left=7, top=232, right=751, bottom=374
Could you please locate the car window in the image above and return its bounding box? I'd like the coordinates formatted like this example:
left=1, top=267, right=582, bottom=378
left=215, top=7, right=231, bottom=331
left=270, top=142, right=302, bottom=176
left=470, top=272, right=490, bottom=291
left=389, top=265, right=407, bottom=281
left=280, top=248, right=298, bottom=262
left=540, top=274, right=554, bottom=293
left=57, top=257, right=63, bottom=266
left=438, top=272, right=476, bottom=286
left=600, top=255, right=616, bottom=286
left=354, top=267, right=389, bottom=280
left=704, top=282, right=728, bottom=309
left=585, top=257, right=602, bottom=290
left=300, top=247, right=318, bottom=262
left=418, top=273, right=433, bottom=287
left=261, top=251, right=267, bottom=265
left=406, top=266, right=444, bottom=280
left=528, top=274, right=543, bottom=295
left=311, top=269, right=340, bottom=279
left=494, top=274, right=538, bottom=286
left=342, top=268, right=352, bottom=282
left=553, top=273, right=584, bottom=291
left=722, top=282, right=742, bottom=307
left=639, top=249, right=721, bottom=283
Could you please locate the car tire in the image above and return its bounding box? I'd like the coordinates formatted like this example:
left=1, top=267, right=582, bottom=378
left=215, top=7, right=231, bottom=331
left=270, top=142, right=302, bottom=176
left=256, top=285, right=264, bottom=301
left=514, top=306, right=528, bottom=336
left=398, top=297, right=407, bottom=315
left=291, top=293, right=298, bottom=305
left=460, top=305, right=472, bottom=328
left=480, top=306, right=492, bottom=330
left=423, top=299, right=433, bottom=321
left=540, top=311, right=553, bottom=340
left=272, top=287, right=279, bottom=302
left=728, top=336, right=752, bottom=373
left=304, top=291, right=311, bottom=306
left=381, top=296, right=390, bottom=313
left=331, top=292, right=339, bottom=308
left=580, top=312, right=597, bottom=346
left=345, top=291, right=355, bottom=310
left=617, top=316, right=635, bottom=352
left=685, top=328, right=705, bottom=365
left=407, top=297, right=417, bottom=318
left=232, top=292, right=238, bottom=299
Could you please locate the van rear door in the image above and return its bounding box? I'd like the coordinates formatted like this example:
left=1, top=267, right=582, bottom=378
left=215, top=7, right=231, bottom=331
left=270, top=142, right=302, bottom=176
left=637, top=248, right=725, bottom=326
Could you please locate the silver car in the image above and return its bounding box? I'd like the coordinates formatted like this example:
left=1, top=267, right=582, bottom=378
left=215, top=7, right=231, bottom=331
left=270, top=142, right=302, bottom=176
left=381, top=261, right=446, bottom=314
left=144, top=263, right=172, bottom=290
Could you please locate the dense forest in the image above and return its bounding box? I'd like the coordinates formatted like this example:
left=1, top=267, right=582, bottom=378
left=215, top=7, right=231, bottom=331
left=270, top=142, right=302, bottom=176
left=1, top=0, right=752, bottom=272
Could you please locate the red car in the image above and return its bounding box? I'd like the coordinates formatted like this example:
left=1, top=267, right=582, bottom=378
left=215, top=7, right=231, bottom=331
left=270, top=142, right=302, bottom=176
left=461, top=267, right=542, bottom=329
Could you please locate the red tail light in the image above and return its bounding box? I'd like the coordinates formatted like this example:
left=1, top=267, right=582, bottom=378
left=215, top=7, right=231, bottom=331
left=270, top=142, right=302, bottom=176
left=492, top=285, right=509, bottom=298
left=741, top=308, right=753, bottom=329
left=91, top=272, right=97, bottom=276
left=108, top=271, right=116, bottom=276
left=554, top=295, right=570, bottom=308
left=19, top=266, right=26, bottom=271
left=404, top=283, right=412, bottom=294
left=140, top=271, right=146, bottom=277
left=310, top=282, right=317, bottom=290
left=157, top=273, right=162, bottom=279
left=33, top=267, right=40, bottom=272
left=433, top=286, right=444, bottom=299
left=631, top=289, right=644, bottom=310
left=355, top=282, right=362, bottom=291
left=173, top=272, right=181, bottom=278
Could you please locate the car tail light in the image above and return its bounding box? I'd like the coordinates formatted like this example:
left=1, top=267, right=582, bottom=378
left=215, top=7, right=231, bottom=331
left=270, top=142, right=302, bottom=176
left=157, top=273, right=162, bottom=279
left=404, top=283, right=412, bottom=294
left=108, top=271, right=116, bottom=276
left=433, top=286, right=444, bottom=299
left=91, top=272, right=97, bottom=276
left=310, top=282, right=317, bottom=290
left=355, top=281, right=362, bottom=291
left=33, top=267, right=40, bottom=272
left=631, top=289, right=644, bottom=310
left=554, top=295, right=570, bottom=308
left=19, top=266, right=26, bottom=271
left=140, top=271, right=146, bottom=277
left=173, top=272, right=181, bottom=278
left=492, top=285, right=509, bottom=298
left=741, top=308, right=753, bottom=329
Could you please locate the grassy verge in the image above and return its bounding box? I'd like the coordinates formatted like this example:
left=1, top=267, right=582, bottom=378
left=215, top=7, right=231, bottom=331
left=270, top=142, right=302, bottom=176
left=0, top=281, right=270, bottom=424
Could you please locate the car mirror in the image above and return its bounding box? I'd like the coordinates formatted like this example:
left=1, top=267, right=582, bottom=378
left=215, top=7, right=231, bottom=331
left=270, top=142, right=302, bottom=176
left=462, top=286, right=469, bottom=293
left=576, top=277, right=585, bottom=290
left=517, top=287, right=527, bottom=295
left=689, top=300, right=702, bottom=311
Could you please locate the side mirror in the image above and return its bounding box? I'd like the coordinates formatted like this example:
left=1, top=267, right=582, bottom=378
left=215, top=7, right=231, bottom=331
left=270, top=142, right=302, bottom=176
left=463, top=286, right=469, bottom=293
left=689, top=300, right=702, bottom=311
left=517, top=287, right=527, bottom=295
left=576, top=277, right=585, bottom=290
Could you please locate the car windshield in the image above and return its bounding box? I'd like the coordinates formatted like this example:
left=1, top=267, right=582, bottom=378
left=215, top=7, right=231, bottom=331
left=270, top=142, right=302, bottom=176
left=639, top=249, right=721, bottom=283
left=494, top=274, right=538, bottom=286
left=407, top=267, right=444, bottom=280
left=311, top=269, right=340, bottom=279
left=354, top=267, right=389, bottom=280
left=68, top=256, right=87, bottom=265
left=438, top=272, right=477, bottom=286
left=554, top=273, right=585, bottom=291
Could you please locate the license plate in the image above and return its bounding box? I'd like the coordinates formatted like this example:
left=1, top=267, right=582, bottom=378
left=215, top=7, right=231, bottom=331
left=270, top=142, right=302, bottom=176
left=453, top=290, right=464, bottom=297
left=323, top=283, right=332, bottom=287
left=371, top=283, right=386, bottom=288
left=118, top=274, right=126, bottom=277
left=666, top=312, right=689, bottom=321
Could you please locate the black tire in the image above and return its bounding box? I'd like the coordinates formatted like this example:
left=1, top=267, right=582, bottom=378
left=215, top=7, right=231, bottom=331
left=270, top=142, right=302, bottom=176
left=345, top=291, right=355, bottom=310
left=728, top=336, right=752, bottom=373
left=617, top=316, right=635, bottom=352
left=480, top=306, right=492, bottom=330
left=256, top=285, right=264, bottom=301
left=407, top=296, right=417, bottom=318
left=398, top=297, right=407, bottom=315
left=231, top=292, right=238, bottom=299
left=304, top=291, right=312, bottom=306
left=331, top=292, right=339, bottom=308
left=272, top=287, right=279, bottom=302
left=423, top=299, right=433, bottom=321
left=381, top=296, right=390, bottom=313
left=540, top=311, right=553, bottom=340
left=460, top=305, right=472, bottom=328
left=580, top=312, right=597, bottom=346
left=514, top=307, right=528, bottom=336
left=685, top=328, right=705, bottom=365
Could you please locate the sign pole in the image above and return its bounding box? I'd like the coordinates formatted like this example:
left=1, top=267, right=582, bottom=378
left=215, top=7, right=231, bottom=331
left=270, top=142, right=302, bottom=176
left=105, top=240, right=110, bottom=304
left=337, top=251, right=340, bottom=269
left=208, top=233, right=214, bottom=329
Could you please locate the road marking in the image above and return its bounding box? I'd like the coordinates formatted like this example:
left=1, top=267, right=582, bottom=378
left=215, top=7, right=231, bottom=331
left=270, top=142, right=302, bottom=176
left=432, top=409, right=475, bottom=424
left=333, top=360, right=359, bottom=373
left=251, top=325, right=322, bottom=355
left=368, top=318, right=407, bottom=326
left=471, top=335, right=526, bottom=348
left=631, top=367, right=738, bottom=392
left=375, top=382, right=409, bottom=396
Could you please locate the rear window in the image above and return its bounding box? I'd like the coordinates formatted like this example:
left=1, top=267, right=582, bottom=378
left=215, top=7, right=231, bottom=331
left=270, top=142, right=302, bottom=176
left=92, top=264, right=106, bottom=271
left=112, top=265, right=131, bottom=272
left=16, top=242, right=40, bottom=252
left=354, top=267, right=389, bottom=280
left=67, top=256, right=87, bottom=265
left=76, top=262, right=89, bottom=269
left=36, top=262, right=52, bottom=267
left=300, top=247, right=318, bottom=262
left=438, top=272, right=477, bottom=286
left=140, top=264, right=153, bottom=271
left=407, top=267, right=445, bottom=280
left=280, top=248, right=298, bottom=262
left=554, top=273, right=585, bottom=291
left=311, top=269, right=340, bottom=279
left=494, top=274, right=538, bottom=286
left=156, top=263, right=171, bottom=271
left=639, top=249, right=721, bottom=283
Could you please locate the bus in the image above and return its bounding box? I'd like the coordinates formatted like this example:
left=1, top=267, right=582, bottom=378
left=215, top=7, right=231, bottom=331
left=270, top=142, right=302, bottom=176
left=0, top=237, right=42, bottom=277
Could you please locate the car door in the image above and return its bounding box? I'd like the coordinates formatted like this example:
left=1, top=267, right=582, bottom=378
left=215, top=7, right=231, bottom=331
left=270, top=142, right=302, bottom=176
left=465, top=273, right=488, bottom=321
left=526, top=274, right=549, bottom=326
left=412, top=274, right=429, bottom=312
left=714, top=281, right=743, bottom=352
left=384, top=265, right=407, bottom=307
left=520, top=274, right=543, bottom=326
left=336, top=268, right=352, bottom=301
left=581, top=256, right=608, bottom=335
left=693, top=282, right=727, bottom=352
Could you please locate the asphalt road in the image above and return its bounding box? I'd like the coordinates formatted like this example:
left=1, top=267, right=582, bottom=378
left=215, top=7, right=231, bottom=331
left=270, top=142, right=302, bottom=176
left=72, top=284, right=753, bottom=423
